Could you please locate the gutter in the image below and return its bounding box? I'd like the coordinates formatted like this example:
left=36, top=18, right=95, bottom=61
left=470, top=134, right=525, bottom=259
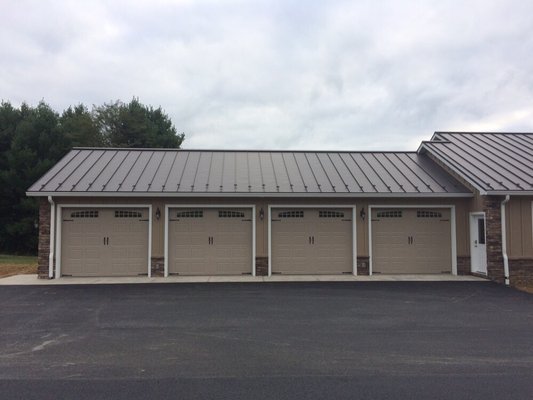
left=47, top=196, right=55, bottom=279
left=501, top=195, right=510, bottom=286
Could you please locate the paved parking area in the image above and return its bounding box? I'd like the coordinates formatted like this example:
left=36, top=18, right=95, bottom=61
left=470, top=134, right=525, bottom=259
left=1, top=282, right=532, bottom=399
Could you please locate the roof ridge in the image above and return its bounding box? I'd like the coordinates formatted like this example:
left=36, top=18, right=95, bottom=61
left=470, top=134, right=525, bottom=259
left=71, top=147, right=419, bottom=154
left=435, top=131, right=533, bottom=135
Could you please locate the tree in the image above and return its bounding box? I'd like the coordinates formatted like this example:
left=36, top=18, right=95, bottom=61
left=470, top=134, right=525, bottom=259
left=0, top=101, right=68, bottom=253
left=0, top=98, right=185, bottom=255
left=93, top=98, right=184, bottom=148
left=59, top=104, right=103, bottom=147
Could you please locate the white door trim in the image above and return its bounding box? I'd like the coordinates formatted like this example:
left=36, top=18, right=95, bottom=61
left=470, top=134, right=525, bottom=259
left=368, top=205, right=457, bottom=275
left=164, top=204, right=256, bottom=277
left=55, top=204, right=152, bottom=279
left=469, top=211, right=487, bottom=275
left=268, top=205, right=357, bottom=277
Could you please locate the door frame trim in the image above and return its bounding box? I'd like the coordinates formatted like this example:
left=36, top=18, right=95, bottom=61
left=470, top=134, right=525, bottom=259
left=164, top=204, right=256, bottom=277
left=469, top=211, right=487, bottom=275
left=368, top=205, right=457, bottom=275
left=55, top=204, right=153, bottom=278
left=268, top=205, right=357, bottom=277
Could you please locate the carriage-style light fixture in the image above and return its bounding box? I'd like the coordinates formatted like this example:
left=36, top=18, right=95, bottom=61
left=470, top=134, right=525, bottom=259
left=360, top=208, right=366, bottom=221
left=259, top=207, right=264, bottom=221
left=155, top=207, right=161, bottom=220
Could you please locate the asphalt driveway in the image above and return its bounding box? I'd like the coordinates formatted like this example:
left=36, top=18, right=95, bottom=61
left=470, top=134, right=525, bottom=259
left=1, top=282, right=532, bottom=399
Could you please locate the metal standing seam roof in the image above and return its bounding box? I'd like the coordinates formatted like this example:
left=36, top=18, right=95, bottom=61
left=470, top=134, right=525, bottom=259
left=419, top=132, right=533, bottom=195
left=27, top=148, right=470, bottom=197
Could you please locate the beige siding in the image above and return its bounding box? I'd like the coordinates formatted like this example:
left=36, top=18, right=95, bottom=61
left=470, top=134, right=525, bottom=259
left=507, top=197, right=533, bottom=259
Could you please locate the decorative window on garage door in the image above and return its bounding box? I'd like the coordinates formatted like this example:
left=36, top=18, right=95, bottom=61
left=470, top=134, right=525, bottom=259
left=219, top=210, right=245, bottom=218
left=278, top=210, right=304, bottom=218
left=319, top=210, right=344, bottom=218
left=176, top=210, right=203, bottom=218
left=70, top=210, right=99, bottom=218
left=114, top=210, right=142, bottom=218
left=417, top=210, right=442, bottom=218
left=376, top=210, right=402, bottom=218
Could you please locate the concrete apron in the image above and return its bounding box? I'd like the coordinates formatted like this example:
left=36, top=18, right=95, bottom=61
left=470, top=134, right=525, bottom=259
left=0, top=274, right=487, bottom=285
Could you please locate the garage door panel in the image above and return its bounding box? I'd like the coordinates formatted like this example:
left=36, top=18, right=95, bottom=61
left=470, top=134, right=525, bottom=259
left=168, top=207, right=252, bottom=275
left=61, top=207, right=149, bottom=277
left=272, top=208, right=353, bottom=274
left=372, top=208, right=452, bottom=274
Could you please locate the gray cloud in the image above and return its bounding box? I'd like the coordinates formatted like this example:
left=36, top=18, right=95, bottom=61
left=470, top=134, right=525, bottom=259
left=1, top=0, right=533, bottom=150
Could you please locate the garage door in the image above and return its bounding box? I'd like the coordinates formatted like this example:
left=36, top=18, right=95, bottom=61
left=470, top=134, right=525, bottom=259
left=371, top=208, right=451, bottom=274
left=61, top=208, right=149, bottom=276
left=271, top=208, right=353, bottom=274
left=168, top=208, right=253, bottom=275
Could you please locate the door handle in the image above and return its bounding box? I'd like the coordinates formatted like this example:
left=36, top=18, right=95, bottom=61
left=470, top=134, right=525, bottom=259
left=474, top=239, right=478, bottom=247
left=312, top=236, right=314, bottom=245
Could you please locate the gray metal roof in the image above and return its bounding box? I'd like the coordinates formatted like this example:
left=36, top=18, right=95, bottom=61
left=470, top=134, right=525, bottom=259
left=27, top=148, right=470, bottom=197
left=419, top=132, right=533, bottom=195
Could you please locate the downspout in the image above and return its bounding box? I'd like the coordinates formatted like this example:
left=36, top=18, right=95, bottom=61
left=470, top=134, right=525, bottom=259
left=47, top=196, right=55, bottom=279
left=501, top=195, right=510, bottom=286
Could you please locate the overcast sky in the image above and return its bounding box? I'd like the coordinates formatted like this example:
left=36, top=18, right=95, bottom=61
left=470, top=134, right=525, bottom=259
left=2, top=0, right=533, bottom=150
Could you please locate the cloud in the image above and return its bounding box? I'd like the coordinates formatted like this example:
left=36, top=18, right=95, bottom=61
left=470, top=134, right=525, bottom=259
left=1, top=0, right=533, bottom=150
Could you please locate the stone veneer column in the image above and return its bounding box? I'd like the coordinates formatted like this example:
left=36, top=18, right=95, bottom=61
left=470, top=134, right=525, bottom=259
left=37, top=197, right=52, bottom=279
left=483, top=196, right=505, bottom=283
left=357, top=257, right=370, bottom=275
left=151, top=257, right=165, bottom=277
left=255, top=257, right=268, bottom=276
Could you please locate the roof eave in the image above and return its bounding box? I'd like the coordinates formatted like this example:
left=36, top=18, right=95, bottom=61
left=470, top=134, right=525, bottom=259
left=26, top=191, right=473, bottom=198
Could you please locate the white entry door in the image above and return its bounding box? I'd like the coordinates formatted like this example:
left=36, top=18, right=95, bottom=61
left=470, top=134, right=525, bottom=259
left=470, top=214, right=487, bottom=275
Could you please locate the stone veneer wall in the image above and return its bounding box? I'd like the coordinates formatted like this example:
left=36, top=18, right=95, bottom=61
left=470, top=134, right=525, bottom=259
left=255, top=257, right=268, bottom=276
left=509, top=259, right=533, bottom=287
left=483, top=196, right=505, bottom=283
left=151, top=257, right=165, bottom=277
left=357, top=256, right=369, bottom=275
left=37, top=198, right=52, bottom=279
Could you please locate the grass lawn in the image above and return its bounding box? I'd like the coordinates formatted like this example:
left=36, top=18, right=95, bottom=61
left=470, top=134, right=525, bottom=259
left=0, top=254, right=37, bottom=278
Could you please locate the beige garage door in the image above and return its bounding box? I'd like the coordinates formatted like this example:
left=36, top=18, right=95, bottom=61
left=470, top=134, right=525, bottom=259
left=61, top=208, right=149, bottom=277
left=371, top=208, right=452, bottom=274
left=168, top=208, right=252, bottom=275
left=271, top=208, right=353, bottom=274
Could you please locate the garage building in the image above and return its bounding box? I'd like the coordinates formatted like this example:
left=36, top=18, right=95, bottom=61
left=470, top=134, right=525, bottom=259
left=28, top=132, right=533, bottom=287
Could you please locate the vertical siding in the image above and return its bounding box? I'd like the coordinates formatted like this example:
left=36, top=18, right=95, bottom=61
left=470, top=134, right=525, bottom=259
left=508, top=197, right=533, bottom=258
